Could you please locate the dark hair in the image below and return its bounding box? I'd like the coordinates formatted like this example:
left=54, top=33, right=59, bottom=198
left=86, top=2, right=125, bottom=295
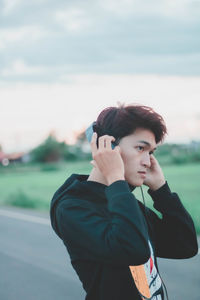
left=94, top=103, right=167, bottom=144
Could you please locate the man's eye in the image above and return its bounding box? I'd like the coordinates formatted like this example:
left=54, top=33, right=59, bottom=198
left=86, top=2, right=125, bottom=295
left=137, top=146, right=144, bottom=151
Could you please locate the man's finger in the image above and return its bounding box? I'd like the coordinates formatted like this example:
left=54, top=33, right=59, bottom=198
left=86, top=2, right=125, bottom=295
left=98, top=135, right=115, bottom=149
left=98, top=135, right=106, bottom=149
left=90, top=132, right=98, bottom=156
left=150, top=154, right=157, bottom=163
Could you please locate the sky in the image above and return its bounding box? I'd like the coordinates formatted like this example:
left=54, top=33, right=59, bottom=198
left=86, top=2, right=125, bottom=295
left=1, top=0, right=200, bottom=153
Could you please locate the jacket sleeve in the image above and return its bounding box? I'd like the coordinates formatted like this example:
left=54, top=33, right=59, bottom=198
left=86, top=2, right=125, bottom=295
left=147, top=181, right=198, bottom=259
left=55, top=180, right=150, bottom=266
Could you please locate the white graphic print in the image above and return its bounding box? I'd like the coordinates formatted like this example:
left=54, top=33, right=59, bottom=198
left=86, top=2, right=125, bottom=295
left=144, top=241, right=162, bottom=299
left=129, top=240, right=162, bottom=300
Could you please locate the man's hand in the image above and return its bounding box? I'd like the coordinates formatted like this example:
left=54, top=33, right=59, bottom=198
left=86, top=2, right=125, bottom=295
left=90, top=133, right=125, bottom=185
left=143, top=154, right=166, bottom=191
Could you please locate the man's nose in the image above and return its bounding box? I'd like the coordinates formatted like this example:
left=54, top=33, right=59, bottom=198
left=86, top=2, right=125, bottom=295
left=141, top=154, right=151, bottom=168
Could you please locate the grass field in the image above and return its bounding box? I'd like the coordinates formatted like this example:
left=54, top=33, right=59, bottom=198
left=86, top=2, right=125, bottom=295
left=0, top=161, right=199, bottom=233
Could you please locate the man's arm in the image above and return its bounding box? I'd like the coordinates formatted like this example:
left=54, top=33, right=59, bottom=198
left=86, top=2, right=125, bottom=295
left=55, top=180, right=151, bottom=266
left=143, top=154, right=198, bottom=258
left=146, top=182, right=198, bottom=259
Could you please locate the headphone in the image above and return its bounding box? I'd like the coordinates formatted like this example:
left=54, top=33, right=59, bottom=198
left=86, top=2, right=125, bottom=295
left=85, top=121, right=120, bottom=149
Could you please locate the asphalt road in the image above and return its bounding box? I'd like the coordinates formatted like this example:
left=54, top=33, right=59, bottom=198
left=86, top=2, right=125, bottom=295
left=0, top=206, right=199, bottom=300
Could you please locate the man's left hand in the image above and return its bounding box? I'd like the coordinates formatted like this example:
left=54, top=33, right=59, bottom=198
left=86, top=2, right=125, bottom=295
left=143, top=155, right=166, bottom=191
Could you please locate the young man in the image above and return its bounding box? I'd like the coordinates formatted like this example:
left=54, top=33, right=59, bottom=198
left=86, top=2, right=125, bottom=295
left=50, top=104, right=198, bottom=300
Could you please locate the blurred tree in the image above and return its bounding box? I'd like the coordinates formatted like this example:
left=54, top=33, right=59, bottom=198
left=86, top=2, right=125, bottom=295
left=30, top=133, right=66, bottom=163
left=156, top=142, right=200, bottom=165
left=29, top=130, right=91, bottom=163
left=75, top=130, right=91, bottom=160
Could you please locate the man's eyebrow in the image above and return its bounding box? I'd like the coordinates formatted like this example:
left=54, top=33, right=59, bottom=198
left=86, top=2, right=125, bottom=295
left=137, top=140, right=157, bottom=150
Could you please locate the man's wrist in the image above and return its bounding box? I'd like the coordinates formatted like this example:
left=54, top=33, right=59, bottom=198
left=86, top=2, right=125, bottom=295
left=148, top=179, right=166, bottom=191
left=107, top=176, right=125, bottom=186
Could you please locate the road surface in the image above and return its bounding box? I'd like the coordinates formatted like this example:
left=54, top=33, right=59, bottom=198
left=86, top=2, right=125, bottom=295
left=0, top=206, right=199, bottom=300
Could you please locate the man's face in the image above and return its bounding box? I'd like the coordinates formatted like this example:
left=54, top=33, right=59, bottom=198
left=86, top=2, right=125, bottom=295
left=119, top=128, right=157, bottom=186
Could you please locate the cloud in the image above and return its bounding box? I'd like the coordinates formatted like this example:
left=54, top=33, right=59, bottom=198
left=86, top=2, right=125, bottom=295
left=55, top=8, right=92, bottom=33
left=2, top=0, right=24, bottom=14
left=0, top=0, right=200, bottom=82
left=0, top=26, right=48, bottom=50
left=1, top=59, right=45, bottom=76
left=98, top=0, right=200, bottom=19
left=2, top=0, right=50, bottom=15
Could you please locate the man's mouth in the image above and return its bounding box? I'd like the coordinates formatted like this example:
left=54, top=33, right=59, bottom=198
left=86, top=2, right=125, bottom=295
left=138, top=171, right=146, bottom=178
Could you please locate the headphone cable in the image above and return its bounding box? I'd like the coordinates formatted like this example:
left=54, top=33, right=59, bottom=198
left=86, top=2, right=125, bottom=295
left=139, top=186, right=169, bottom=300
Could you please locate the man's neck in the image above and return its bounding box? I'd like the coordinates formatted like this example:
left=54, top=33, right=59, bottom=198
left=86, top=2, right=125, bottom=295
left=87, top=168, right=108, bottom=185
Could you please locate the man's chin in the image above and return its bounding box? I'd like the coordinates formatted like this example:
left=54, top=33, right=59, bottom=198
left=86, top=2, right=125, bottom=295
left=134, top=183, right=143, bottom=187
left=127, top=179, right=144, bottom=187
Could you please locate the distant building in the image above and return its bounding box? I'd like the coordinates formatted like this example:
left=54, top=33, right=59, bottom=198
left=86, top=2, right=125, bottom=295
left=0, top=150, right=30, bottom=166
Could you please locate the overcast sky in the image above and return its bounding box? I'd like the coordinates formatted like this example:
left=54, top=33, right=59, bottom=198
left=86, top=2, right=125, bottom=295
left=1, top=0, right=200, bottom=152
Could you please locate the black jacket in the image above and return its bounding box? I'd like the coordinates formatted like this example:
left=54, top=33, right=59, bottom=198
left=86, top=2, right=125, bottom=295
left=50, top=174, right=198, bottom=300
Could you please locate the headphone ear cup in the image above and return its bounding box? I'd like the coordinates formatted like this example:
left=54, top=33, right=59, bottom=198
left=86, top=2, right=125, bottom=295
left=111, top=142, right=115, bottom=149
left=92, top=122, right=99, bottom=137
left=88, top=121, right=120, bottom=150
left=92, top=122, right=100, bottom=148
left=85, top=123, right=95, bottom=143
left=111, top=137, right=120, bottom=149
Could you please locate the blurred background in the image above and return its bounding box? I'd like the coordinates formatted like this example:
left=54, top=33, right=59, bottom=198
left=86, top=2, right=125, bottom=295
left=0, top=0, right=200, bottom=230
left=0, top=1, right=200, bottom=299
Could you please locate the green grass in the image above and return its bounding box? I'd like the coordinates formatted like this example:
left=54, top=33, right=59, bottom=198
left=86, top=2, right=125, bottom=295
left=0, top=161, right=92, bottom=210
left=0, top=161, right=199, bottom=233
